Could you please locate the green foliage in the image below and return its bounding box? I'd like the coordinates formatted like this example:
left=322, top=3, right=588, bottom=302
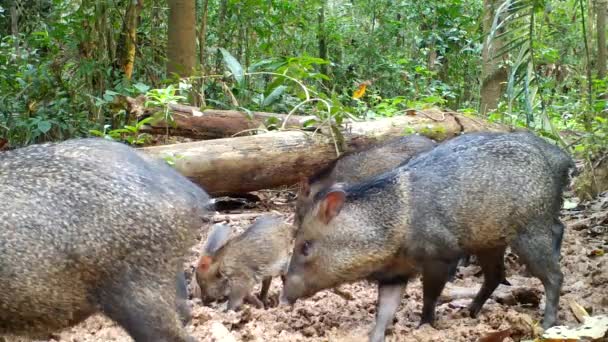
left=89, top=117, right=153, bottom=145
left=0, top=0, right=604, bottom=166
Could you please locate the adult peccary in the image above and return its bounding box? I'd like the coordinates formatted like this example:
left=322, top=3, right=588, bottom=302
left=195, top=215, right=294, bottom=311
left=283, top=131, right=573, bottom=342
left=445, top=131, right=576, bottom=281
left=296, top=134, right=437, bottom=224
left=0, top=138, right=210, bottom=342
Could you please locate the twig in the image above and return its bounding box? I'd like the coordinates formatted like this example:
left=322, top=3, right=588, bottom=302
left=211, top=211, right=283, bottom=222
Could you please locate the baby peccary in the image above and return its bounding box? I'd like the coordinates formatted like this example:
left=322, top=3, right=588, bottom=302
left=296, top=134, right=437, bottom=224
left=195, top=215, right=294, bottom=311
left=284, top=131, right=573, bottom=342
left=0, top=138, right=209, bottom=342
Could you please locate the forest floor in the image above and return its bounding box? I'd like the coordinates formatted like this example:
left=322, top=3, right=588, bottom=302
left=52, top=186, right=608, bottom=342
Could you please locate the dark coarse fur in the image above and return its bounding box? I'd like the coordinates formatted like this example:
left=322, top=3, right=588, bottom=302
left=195, top=215, right=294, bottom=311
left=0, top=138, right=209, bottom=342
left=296, top=135, right=437, bottom=224
left=435, top=132, right=575, bottom=276
left=284, top=131, right=573, bottom=342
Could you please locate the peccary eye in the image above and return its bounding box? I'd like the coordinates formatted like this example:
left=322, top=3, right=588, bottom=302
left=301, top=240, right=312, bottom=257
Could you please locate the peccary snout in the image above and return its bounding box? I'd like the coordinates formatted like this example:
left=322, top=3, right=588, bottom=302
left=283, top=273, right=307, bottom=304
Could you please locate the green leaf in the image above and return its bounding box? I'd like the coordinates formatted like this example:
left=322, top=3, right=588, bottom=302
left=262, top=85, right=286, bottom=107
left=302, top=118, right=319, bottom=128
left=133, top=82, right=150, bottom=94
left=37, top=121, right=52, bottom=133
left=89, top=129, right=104, bottom=137
left=264, top=116, right=281, bottom=128
left=219, top=48, right=244, bottom=86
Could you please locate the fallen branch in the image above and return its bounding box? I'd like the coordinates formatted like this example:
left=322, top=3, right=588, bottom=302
left=140, top=109, right=512, bottom=195
left=140, top=103, right=315, bottom=139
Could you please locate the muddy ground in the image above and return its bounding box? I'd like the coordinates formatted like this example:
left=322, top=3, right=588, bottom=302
left=51, top=188, right=608, bottom=342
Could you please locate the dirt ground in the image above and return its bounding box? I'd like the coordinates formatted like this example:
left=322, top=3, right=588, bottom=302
left=50, top=188, right=608, bottom=342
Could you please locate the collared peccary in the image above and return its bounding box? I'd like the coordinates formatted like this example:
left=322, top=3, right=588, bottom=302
left=0, top=138, right=210, bottom=342
left=296, top=134, right=437, bottom=224
left=445, top=131, right=576, bottom=281
left=195, top=215, right=294, bottom=311
left=283, top=131, right=573, bottom=342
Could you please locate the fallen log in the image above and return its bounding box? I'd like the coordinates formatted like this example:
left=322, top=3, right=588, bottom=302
left=139, top=102, right=314, bottom=139
left=139, top=109, right=512, bottom=195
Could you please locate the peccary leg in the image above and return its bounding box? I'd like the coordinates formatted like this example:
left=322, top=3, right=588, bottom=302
left=446, top=258, right=460, bottom=282
left=461, top=255, right=472, bottom=267
left=175, top=270, right=192, bottom=326
left=244, top=293, right=264, bottom=309
left=100, top=273, right=193, bottom=342
left=511, top=221, right=564, bottom=329
left=419, top=261, right=450, bottom=327
left=259, top=276, right=272, bottom=307
left=369, top=281, right=406, bottom=342
left=468, top=248, right=506, bottom=318
left=228, top=277, right=260, bottom=310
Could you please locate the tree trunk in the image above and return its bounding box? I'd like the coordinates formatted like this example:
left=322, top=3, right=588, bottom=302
left=167, top=0, right=196, bottom=77
left=116, top=0, right=144, bottom=80
left=598, top=0, right=607, bottom=81
left=480, top=0, right=508, bottom=115
left=139, top=109, right=510, bottom=195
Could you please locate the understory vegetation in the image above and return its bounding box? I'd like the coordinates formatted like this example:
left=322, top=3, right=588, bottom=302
left=1, top=0, right=607, bottom=197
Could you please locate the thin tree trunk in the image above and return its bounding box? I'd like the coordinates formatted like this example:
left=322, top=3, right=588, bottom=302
left=117, top=0, right=144, bottom=80
left=318, top=1, right=328, bottom=77
left=598, top=0, right=607, bottom=80
left=198, top=0, right=209, bottom=68
left=215, top=0, right=229, bottom=73
left=10, top=1, right=19, bottom=58
left=480, top=0, right=508, bottom=115
left=167, top=0, right=196, bottom=77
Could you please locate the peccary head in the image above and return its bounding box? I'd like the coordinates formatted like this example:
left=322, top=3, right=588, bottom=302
left=285, top=178, right=406, bottom=303
left=195, top=223, right=232, bottom=303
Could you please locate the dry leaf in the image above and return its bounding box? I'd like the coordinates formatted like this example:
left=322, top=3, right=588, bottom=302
left=210, top=321, right=237, bottom=342
left=568, top=299, right=589, bottom=323
left=478, top=328, right=513, bottom=342
left=542, top=315, right=608, bottom=341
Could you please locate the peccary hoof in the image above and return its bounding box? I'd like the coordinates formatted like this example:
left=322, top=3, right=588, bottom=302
left=416, top=321, right=435, bottom=330
left=468, top=304, right=481, bottom=318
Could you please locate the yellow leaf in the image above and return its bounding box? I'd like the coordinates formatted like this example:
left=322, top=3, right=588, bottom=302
left=352, top=83, right=367, bottom=99
left=352, top=80, right=373, bottom=99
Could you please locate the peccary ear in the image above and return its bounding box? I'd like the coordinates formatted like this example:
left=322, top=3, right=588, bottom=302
left=318, top=190, right=346, bottom=224
left=197, top=255, right=213, bottom=272
left=203, top=223, right=231, bottom=255
left=298, top=178, right=311, bottom=197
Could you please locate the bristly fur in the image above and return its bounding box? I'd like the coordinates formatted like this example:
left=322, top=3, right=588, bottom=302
left=195, top=215, right=294, bottom=310
left=0, top=138, right=209, bottom=341
left=285, top=131, right=575, bottom=339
